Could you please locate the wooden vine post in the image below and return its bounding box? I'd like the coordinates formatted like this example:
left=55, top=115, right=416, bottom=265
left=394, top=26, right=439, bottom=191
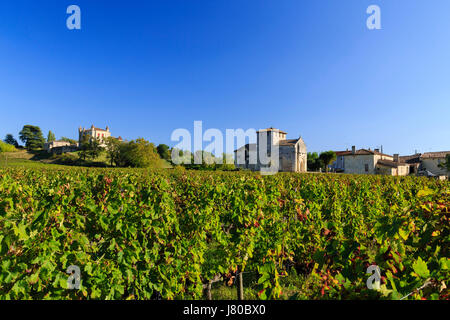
left=236, top=269, right=244, bottom=300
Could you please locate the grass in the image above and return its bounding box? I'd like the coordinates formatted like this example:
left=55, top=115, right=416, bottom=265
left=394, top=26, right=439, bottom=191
left=207, top=268, right=321, bottom=300
left=0, top=149, right=172, bottom=169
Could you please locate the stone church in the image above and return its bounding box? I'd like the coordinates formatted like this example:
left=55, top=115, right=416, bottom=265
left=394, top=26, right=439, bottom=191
left=234, top=127, right=307, bottom=172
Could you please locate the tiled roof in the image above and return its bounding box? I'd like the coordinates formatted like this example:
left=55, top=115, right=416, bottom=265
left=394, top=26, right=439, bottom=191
left=377, top=159, right=409, bottom=168
left=279, top=139, right=299, bottom=146
left=399, top=154, right=422, bottom=164
left=340, top=149, right=392, bottom=157
left=420, top=151, right=450, bottom=159
left=234, top=143, right=257, bottom=152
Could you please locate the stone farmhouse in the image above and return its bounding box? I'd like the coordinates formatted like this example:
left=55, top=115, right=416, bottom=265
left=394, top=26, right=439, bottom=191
left=331, top=146, right=409, bottom=176
left=419, top=151, right=450, bottom=176
left=234, top=127, right=307, bottom=172
left=44, top=140, right=78, bottom=154
left=331, top=147, right=450, bottom=177
left=400, top=151, right=450, bottom=178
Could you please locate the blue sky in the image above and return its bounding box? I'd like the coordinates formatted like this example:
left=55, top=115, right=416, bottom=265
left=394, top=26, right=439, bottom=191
left=1, top=0, right=449, bottom=155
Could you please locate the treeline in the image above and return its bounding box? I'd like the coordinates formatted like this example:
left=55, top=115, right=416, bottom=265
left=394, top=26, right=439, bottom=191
left=169, top=148, right=236, bottom=171
left=2, top=125, right=56, bottom=151
left=307, top=151, right=337, bottom=172
left=2, top=125, right=236, bottom=170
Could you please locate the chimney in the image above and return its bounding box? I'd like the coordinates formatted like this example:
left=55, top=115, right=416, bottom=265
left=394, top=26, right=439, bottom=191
left=394, top=154, right=399, bottom=162
left=352, top=146, right=356, bottom=155
left=374, top=148, right=380, bottom=153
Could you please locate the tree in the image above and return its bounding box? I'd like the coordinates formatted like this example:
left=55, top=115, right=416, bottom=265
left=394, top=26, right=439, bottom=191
left=319, top=151, right=337, bottom=173
left=3, top=134, right=18, bottom=147
left=87, top=136, right=104, bottom=160
left=0, top=141, right=17, bottom=152
left=216, top=153, right=235, bottom=171
left=438, top=154, right=450, bottom=172
left=105, top=136, right=122, bottom=166
left=156, top=144, right=171, bottom=160
left=307, top=152, right=323, bottom=172
left=116, top=138, right=162, bottom=168
left=19, top=125, right=45, bottom=150
left=61, top=137, right=77, bottom=145
left=47, top=130, right=56, bottom=143
left=78, top=135, right=104, bottom=161
left=78, top=134, right=90, bottom=161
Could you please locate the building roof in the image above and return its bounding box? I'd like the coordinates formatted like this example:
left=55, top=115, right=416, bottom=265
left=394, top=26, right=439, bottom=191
left=256, top=127, right=287, bottom=134
left=399, top=153, right=422, bottom=164
left=81, top=125, right=108, bottom=132
left=234, top=143, right=257, bottom=152
left=334, top=150, right=350, bottom=156
left=377, top=159, right=409, bottom=168
left=279, top=139, right=301, bottom=146
left=339, top=148, right=392, bottom=158
left=420, top=151, right=450, bottom=159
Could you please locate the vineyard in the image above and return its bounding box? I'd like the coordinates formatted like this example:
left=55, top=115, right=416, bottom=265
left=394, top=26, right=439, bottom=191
left=0, top=166, right=448, bottom=300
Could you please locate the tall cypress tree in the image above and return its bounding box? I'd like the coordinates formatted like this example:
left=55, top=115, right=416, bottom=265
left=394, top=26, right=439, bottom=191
left=47, top=130, right=56, bottom=143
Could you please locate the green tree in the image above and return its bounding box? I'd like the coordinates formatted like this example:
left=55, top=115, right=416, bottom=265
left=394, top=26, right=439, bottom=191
left=19, top=125, right=45, bottom=150
left=87, top=136, right=104, bottom=160
left=116, top=138, right=162, bottom=168
left=105, top=136, right=122, bottom=166
left=78, top=135, right=103, bottom=161
left=78, top=134, right=90, bottom=161
left=216, top=153, right=235, bottom=171
left=307, top=152, right=322, bottom=171
left=319, top=151, right=337, bottom=173
left=438, top=154, right=450, bottom=172
left=0, top=141, right=17, bottom=152
left=3, top=134, right=19, bottom=147
left=47, top=130, right=56, bottom=143
left=156, top=144, right=171, bottom=160
left=60, top=137, right=77, bottom=145
left=170, top=148, right=191, bottom=165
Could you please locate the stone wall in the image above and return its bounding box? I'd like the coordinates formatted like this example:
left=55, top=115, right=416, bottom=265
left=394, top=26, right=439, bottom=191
left=421, top=158, right=449, bottom=176
left=344, top=155, right=376, bottom=174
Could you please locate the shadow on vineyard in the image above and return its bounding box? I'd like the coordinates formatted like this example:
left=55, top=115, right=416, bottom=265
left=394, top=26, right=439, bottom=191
left=0, top=166, right=448, bottom=300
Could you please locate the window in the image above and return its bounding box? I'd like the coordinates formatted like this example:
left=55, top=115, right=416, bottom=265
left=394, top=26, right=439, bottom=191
left=365, top=164, right=369, bottom=172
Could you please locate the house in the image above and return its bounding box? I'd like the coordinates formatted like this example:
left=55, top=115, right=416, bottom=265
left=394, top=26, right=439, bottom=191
left=233, top=127, right=307, bottom=172
left=330, top=151, right=349, bottom=172
left=419, top=151, right=450, bottom=177
left=332, top=146, right=409, bottom=176
left=44, top=140, right=77, bottom=153
left=376, top=156, right=410, bottom=176
left=399, top=153, right=421, bottom=174
left=44, top=140, right=70, bottom=152
left=78, top=125, right=111, bottom=147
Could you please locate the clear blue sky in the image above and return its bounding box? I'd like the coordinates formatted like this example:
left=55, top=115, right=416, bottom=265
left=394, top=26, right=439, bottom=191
left=1, top=0, right=449, bottom=155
